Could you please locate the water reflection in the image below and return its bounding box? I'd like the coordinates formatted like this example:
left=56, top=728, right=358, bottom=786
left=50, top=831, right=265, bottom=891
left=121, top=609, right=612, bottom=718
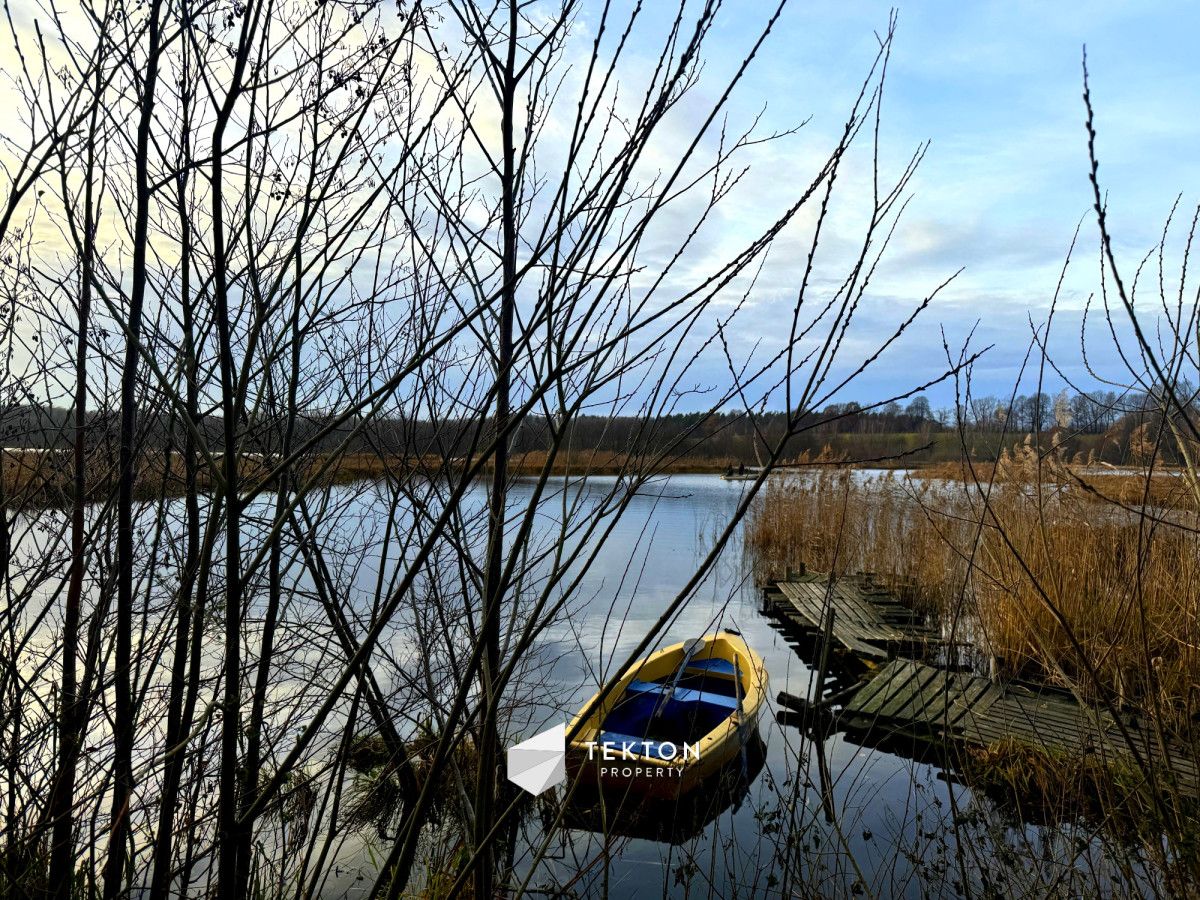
left=511, top=473, right=971, bottom=897
left=564, top=734, right=767, bottom=845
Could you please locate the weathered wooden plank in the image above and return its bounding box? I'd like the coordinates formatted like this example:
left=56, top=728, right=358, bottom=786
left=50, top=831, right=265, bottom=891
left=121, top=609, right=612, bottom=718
left=774, top=576, right=926, bottom=655
left=831, top=628, right=889, bottom=659
left=879, top=662, right=946, bottom=721
left=872, top=664, right=931, bottom=720
left=845, top=659, right=905, bottom=715
left=831, top=583, right=879, bottom=626
left=779, top=581, right=888, bottom=656
left=844, top=659, right=1200, bottom=799
left=837, top=584, right=913, bottom=635
left=778, top=581, right=829, bottom=625
left=911, top=669, right=960, bottom=729
left=807, top=584, right=862, bottom=633
left=947, top=677, right=999, bottom=729
left=847, top=660, right=910, bottom=718
left=854, top=660, right=921, bottom=719
left=807, top=573, right=1199, bottom=788
left=938, top=675, right=984, bottom=733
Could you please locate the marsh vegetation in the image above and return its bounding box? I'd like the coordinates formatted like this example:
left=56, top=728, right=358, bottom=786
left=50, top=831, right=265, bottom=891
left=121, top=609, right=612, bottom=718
left=1, top=0, right=1197, bottom=897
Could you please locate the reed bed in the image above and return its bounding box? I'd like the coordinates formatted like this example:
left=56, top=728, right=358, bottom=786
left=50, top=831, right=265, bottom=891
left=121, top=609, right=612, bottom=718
left=745, top=468, right=966, bottom=614
left=746, top=444, right=1200, bottom=734
left=0, top=447, right=736, bottom=507
left=0, top=447, right=309, bottom=505
left=916, top=456, right=1200, bottom=511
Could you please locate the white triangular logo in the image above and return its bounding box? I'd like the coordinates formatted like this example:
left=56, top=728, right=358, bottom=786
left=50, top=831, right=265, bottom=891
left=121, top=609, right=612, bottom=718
left=506, top=723, right=566, bottom=795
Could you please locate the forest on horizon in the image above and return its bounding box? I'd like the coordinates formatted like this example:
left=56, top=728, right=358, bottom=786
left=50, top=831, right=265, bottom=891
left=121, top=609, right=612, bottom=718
left=2, top=385, right=1189, bottom=468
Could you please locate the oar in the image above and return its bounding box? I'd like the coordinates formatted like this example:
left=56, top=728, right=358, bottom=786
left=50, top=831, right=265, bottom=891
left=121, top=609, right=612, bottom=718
left=733, top=656, right=750, bottom=790
left=651, top=638, right=705, bottom=720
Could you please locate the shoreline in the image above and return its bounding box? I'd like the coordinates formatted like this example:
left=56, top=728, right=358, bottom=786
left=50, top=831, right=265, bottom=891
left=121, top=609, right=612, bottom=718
left=3, top=446, right=1189, bottom=510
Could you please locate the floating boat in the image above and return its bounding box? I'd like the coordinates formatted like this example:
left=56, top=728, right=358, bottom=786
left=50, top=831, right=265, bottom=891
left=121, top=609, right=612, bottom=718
left=566, top=632, right=767, bottom=797
left=719, top=472, right=759, bottom=481
left=566, top=733, right=767, bottom=843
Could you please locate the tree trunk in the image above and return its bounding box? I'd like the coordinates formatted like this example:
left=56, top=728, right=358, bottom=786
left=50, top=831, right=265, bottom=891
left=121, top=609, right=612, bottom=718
left=102, top=3, right=164, bottom=894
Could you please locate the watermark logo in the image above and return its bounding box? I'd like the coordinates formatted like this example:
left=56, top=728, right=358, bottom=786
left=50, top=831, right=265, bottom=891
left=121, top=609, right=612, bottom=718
left=506, top=726, right=705, bottom=793
left=583, top=738, right=701, bottom=780
left=506, top=723, right=566, bottom=795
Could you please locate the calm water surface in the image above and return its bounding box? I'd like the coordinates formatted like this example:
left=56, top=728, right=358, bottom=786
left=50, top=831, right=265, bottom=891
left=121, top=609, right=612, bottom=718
left=10, top=471, right=1116, bottom=897
left=502, top=473, right=966, bottom=898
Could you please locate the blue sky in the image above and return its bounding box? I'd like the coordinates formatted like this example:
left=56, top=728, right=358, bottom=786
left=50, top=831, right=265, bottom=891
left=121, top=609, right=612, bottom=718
left=5, top=1, right=1193, bottom=413
left=606, top=1, right=1200, bottom=408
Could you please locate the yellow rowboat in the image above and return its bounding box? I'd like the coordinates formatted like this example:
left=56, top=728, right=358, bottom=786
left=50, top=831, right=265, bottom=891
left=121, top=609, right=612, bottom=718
left=566, top=632, right=768, bottom=797
left=565, top=734, right=767, bottom=843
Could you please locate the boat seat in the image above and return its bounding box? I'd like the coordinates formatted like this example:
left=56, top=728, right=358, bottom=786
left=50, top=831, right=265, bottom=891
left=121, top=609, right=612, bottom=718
left=684, top=658, right=737, bottom=676
left=625, top=679, right=667, bottom=696
left=625, top=678, right=739, bottom=710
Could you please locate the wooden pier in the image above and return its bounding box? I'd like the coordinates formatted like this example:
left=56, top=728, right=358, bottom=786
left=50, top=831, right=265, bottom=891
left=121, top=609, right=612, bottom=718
left=839, top=658, right=1200, bottom=797
left=765, top=570, right=1199, bottom=800
left=762, top=571, right=942, bottom=661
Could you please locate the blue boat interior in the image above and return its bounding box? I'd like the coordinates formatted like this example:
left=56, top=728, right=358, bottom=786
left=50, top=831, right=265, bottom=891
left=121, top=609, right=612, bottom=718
left=599, top=657, right=745, bottom=752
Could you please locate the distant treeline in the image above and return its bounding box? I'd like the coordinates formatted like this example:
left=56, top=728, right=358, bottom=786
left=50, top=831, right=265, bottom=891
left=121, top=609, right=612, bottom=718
left=1, top=389, right=1192, bottom=467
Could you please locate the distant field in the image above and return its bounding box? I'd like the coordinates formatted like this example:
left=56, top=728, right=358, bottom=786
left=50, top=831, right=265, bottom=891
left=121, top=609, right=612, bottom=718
left=0, top=447, right=740, bottom=507
left=2, top=430, right=1178, bottom=509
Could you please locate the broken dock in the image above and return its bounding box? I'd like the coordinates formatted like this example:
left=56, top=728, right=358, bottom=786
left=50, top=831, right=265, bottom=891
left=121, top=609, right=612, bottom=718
left=762, top=570, right=943, bottom=662
left=837, top=658, right=1199, bottom=798
left=764, top=571, right=1200, bottom=801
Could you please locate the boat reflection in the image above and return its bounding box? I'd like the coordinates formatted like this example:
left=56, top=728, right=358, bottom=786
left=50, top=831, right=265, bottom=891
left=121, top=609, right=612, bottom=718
left=563, top=732, right=767, bottom=845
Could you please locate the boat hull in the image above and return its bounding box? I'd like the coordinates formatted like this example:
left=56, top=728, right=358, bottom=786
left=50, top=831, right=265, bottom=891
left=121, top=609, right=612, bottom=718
left=565, top=734, right=768, bottom=841
left=566, top=632, right=767, bottom=798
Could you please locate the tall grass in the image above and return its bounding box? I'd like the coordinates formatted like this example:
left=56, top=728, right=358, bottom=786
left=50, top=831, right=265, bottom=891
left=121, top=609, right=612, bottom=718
left=745, top=443, right=1200, bottom=733
left=0, top=448, right=744, bottom=508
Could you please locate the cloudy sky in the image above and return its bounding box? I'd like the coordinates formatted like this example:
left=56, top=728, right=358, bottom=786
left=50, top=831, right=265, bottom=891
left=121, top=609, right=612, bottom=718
left=4, top=1, right=1194, bottom=413
left=610, top=0, right=1200, bottom=407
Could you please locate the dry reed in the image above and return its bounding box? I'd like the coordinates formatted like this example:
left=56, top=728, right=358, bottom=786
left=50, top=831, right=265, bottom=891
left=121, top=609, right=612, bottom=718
left=0, top=448, right=738, bottom=508
left=745, top=442, right=1200, bottom=734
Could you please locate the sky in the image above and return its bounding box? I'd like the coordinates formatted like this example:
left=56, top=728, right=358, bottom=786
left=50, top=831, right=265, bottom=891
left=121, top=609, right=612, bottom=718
left=3, top=1, right=1197, bottom=414
left=601, top=0, right=1200, bottom=408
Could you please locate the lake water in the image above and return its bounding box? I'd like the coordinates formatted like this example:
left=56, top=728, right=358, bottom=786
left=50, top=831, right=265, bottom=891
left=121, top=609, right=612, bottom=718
left=494, top=473, right=972, bottom=898
left=470, top=473, right=1145, bottom=899
left=6, top=471, right=1140, bottom=897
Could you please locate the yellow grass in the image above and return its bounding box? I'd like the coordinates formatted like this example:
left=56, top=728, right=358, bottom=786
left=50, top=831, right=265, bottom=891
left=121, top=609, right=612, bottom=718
left=481, top=448, right=736, bottom=476
left=0, top=447, right=739, bottom=507
left=745, top=443, right=1200, bottom=732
